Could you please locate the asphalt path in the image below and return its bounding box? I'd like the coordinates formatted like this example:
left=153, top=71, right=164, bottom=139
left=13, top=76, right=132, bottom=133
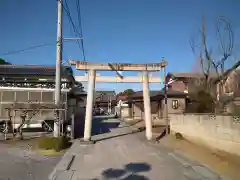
left=0, top=131, right=61, bottom=180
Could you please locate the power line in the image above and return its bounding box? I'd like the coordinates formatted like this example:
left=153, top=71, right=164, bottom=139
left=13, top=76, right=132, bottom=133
left=62, top=0, right=82, bottom=51
left=0, top=38, right=74, bottom=57
left=1, top=1, right=86, bottom=60
left=63, top=0, right=80, bottom=36
left=76, top=0, right=86, bottom=62
left=0, top=42, right=57, bottom=56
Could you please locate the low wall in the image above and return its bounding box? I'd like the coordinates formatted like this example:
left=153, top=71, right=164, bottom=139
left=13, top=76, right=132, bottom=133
left=119, top=106, right=130, bottom=118
left=169, top=114, right=240, bottom=156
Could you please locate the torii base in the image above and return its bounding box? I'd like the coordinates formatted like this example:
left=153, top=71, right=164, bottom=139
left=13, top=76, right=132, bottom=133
left=79, top=139, right=96, bottom=145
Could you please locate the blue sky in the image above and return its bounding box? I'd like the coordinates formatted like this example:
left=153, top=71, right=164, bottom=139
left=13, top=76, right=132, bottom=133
left=0, top=0, right=239, bottom=93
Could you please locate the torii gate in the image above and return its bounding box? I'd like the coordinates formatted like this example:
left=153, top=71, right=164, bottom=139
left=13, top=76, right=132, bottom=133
left=70, top=59, right=167, bottom=142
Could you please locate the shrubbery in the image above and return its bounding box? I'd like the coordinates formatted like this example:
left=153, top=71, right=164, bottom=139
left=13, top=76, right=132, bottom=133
left=38, top=136, right=71, bottom=152
left=186, top=90, right=215, bottom=113
left=175, top=132, right=184, bottom=140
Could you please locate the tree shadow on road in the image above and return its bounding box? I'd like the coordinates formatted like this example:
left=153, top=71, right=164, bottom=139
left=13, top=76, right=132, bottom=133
left=99, top=162, right=151, bottom=180
left=74, top=115, right=122, bottom=138
left=91, top=116, right=121, bottom=136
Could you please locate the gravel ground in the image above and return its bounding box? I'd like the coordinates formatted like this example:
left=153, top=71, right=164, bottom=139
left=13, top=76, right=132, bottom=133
left=0, top=133, right=62, bottom=180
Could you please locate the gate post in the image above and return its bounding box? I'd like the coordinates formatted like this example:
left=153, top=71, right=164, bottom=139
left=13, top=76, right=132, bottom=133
left=142, top=71, right=153, bottom=140
left=84, top=69, right=96, bottom=141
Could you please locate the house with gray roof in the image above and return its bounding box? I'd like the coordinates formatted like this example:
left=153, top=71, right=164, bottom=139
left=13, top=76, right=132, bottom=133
left=121, top=90, right=187, bottom=121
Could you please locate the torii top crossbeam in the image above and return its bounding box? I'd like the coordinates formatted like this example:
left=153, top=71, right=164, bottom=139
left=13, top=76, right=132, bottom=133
left=69, top=60, right=167, bottom=71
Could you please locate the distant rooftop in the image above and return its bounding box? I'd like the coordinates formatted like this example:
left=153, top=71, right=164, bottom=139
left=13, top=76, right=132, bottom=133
left=129, top=90, right=186, bottom=99
left=168, top=72, right=218, bottom=79
left=0, top=64, right=77, bottom=88
left=0, top=64, right=66, bottom=77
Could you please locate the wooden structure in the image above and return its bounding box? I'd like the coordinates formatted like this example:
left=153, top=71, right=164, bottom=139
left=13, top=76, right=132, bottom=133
left=0, top=64, right=82, bottom=140
left=4, top=106, right=66, bottom=140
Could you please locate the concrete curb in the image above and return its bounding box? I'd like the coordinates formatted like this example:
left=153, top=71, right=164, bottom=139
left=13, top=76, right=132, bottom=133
left=48, top=154, right=75, bottom=180
left=79, top=139, right=96, bottom=145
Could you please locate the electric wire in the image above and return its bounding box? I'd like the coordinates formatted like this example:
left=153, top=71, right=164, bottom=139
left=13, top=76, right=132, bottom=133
left=76, top=0, right=86, bottom=63
left=62, top=0, right=82, bottom=51
left=0, top=42, right=58, bottom=56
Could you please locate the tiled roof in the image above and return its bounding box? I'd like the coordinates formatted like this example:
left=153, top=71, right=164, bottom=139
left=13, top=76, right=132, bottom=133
left=0, top=64, right=77, bottom=87
left=0, top=65, right=55, bottom=75
left=95, top=91, right=116, bottom=95
left=129, top=90, right=186, bottom=100
left=117, top=95, right=128, bottom=101
left=0, top=64, right=72, bottom=78
left=95, top=91, right=116, bottom=102
left=130, top=91, right=161, bottom=98
left=168, top=72, right=218, bottom=78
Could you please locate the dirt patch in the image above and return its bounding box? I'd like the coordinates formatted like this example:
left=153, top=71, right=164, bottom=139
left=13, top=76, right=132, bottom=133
left=37, top=149, right=66, bottom=156
left=159, top=134, right=240, bottom=180
left=2, top=137, right=41, bottom=149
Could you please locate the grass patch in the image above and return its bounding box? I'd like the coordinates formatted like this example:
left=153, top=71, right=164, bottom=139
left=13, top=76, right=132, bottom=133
left=38, top=136, right=72, bottom=152
left=175, top=132, right=184, bottom=140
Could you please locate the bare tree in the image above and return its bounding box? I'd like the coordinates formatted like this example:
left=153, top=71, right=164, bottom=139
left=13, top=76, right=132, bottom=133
left=6, top=103, right=41, bottom=140
left=190, top=16, right=239, bottom=100
left=4, top=103, right=64, bottom=140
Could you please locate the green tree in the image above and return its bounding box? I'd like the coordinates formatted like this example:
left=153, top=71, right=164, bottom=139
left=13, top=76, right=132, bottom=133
left=0, top=58, right=10, bottom=64
left=123, top=89, right=135, bottom=96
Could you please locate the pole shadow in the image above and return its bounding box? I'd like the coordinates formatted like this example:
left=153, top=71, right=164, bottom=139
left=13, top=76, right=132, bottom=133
left=155, top=125, right=171, bottom=142
left=100, top=162, right=151, bottom=180
left=94, top=128, right=144, bottom=142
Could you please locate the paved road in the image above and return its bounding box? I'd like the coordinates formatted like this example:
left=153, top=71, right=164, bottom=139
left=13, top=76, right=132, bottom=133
left=51, top=116, right=227, bottom=180
left=0, top=140, right=61, bottom=180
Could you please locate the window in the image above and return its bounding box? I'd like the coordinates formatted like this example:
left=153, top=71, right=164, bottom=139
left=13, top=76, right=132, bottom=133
left=172, top=100, right=179, bottom=109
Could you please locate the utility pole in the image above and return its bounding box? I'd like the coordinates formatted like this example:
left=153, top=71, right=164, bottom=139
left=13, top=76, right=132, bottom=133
left=54, top=0, right=63, bottom=137
left=163, top=58, right=169, bottom=135
left=109, top=95, right=112, bottom=114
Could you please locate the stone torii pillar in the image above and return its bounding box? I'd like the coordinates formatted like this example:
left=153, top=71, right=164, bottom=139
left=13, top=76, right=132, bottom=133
left=142, top=71, right=152, bottom=140
left=83, top=69, right=96, bottom=141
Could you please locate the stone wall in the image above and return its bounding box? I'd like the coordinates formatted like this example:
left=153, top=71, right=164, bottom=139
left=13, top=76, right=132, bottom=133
left=169, top=114, right=240, bottom=156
